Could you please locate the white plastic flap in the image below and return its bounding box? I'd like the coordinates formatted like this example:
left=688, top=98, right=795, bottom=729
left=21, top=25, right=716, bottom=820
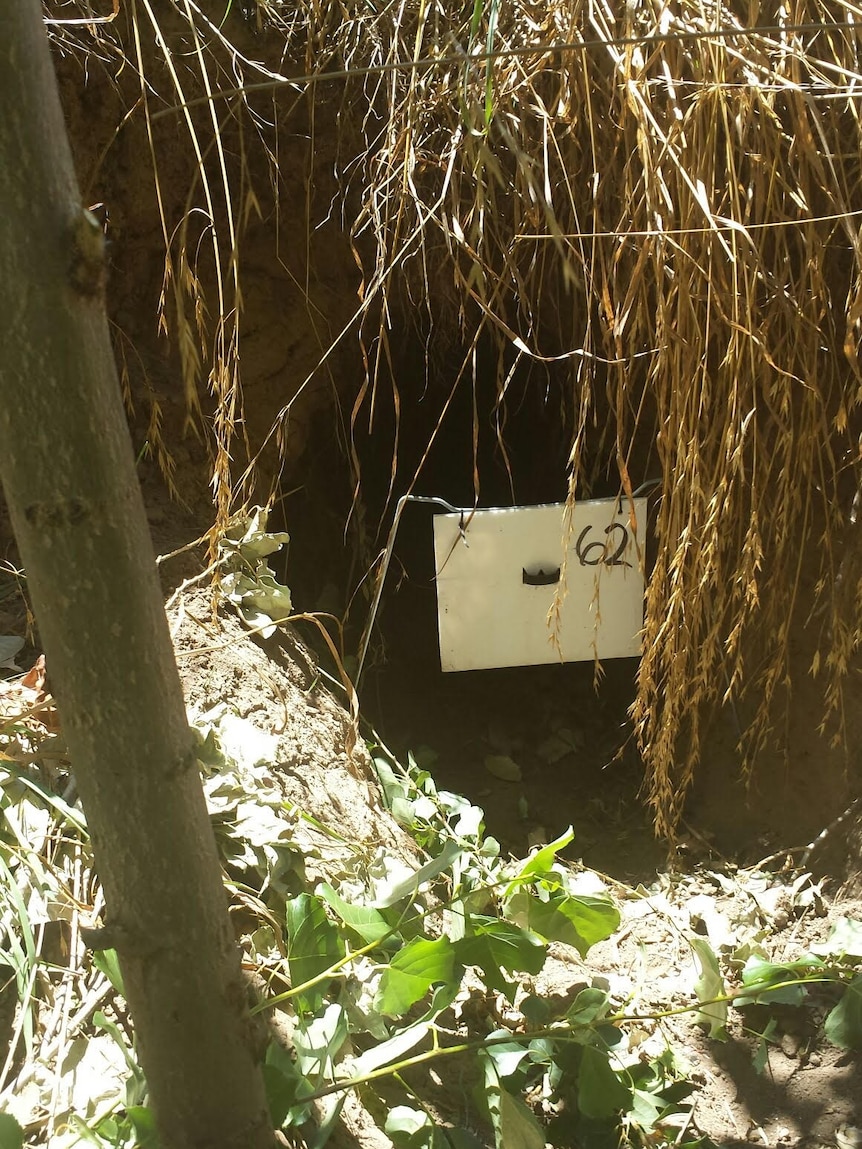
left=433, top=498, right=646, bottom=671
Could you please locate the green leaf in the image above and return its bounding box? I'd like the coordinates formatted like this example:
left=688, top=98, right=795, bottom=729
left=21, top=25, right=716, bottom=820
left=374, top=839, right=463, bottom=908
left=628, top=1088, right=662, bottom=1131
left=317, top=883, right=391, bottom=945
left=0, top=1114, right=24, bottom=1149
left=349, top=1022, right=431, bottom=1077
left=568, top=987, right=611, bottom=1026
left=736, top=955, right=823, bottom=1007
left=691, top=938, right=727, bottom=1037
left=385, top=1106, right=433, bottom=1146
left=446, top=1131, right=486, bottom=1149
left=294, top=1003, right=348, bottom=1084
left=264, top=1041, right=315, bottom=1127
left=484, top=1033, right=536, bottom=1078
left=483, top=1057, right=546, bottom=1149
left=286, top=894, right=345, bottom=1014
left=376, top=936, right=458, bottom=1016
left=126, top=1107, right=160, bottom=1148
left=497, top=1089, right=545, bottom=1149
left=577, top=1045, right=632, bottom=1120
left=415, top=978, right=463, bottom=1025
left=372, top=757, right=413, bottom=816
left=756, top=1016, right=777, bottom=1076
left=93, top=1010, right=144, bottom=1085
left=521, top=890, right=619, bottom=956
left=263, top=1064, right=307, bottom=1128
left=262, top=1063, right=292, bottom=1128
left=825, top=975, right=862, bottom=1049
left=93, top=1117, right=121, bottom=1144
left=391, top=797, right=418, bottom=827
left=456, top=917, right=546, bottom=998
left=92, top=948, right=125, bottom=996
left=385, top=1105, right=452, bottom=1149
left=520, top=995, right=551, bottom=1026
left=505, top=828, right=575, bottom=892
left=385, top=1105, right=475, bottom=1149
left=814, top=916, right=862, bottom=959
left=448, top=797, right=485, bottom=839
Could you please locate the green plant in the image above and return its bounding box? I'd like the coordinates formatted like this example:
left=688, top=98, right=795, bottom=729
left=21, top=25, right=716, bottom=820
left=243, top=744, right=703, bottom=1148
left=5, top=669, right=862, bottom=1147
left=683, top=914, right=862, bottom=1083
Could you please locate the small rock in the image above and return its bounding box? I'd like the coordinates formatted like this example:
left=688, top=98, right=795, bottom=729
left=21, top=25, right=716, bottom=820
left=484, top=754, right=522, bottom=782
left=780, top=1032, right=802, bottom=1058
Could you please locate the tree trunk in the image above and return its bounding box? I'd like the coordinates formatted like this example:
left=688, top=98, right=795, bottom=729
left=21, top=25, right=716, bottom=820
left=0, top=6, right=276, bottom=1148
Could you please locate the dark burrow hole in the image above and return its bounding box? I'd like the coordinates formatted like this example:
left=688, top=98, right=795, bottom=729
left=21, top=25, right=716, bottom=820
left=282, top=344, right=667, bottom=882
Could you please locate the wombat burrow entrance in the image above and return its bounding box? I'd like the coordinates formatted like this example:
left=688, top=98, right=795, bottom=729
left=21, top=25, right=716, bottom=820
left=280, top=339, right=860, bottom=878
left=278, top=349, right=663, bottom=879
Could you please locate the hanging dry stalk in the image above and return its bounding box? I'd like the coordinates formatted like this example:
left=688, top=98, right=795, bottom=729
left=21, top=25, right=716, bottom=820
left=326, top=0, right=862, bottom=836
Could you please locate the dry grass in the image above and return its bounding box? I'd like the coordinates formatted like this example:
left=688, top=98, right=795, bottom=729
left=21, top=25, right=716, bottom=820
left=46, top=0, right=862, bottom=836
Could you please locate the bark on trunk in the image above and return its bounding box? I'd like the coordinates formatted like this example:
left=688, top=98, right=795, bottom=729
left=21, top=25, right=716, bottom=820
left=0, top=6, right=276, bottom=1147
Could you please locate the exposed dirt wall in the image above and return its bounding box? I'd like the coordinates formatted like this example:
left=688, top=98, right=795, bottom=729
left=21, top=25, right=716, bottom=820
left=52, top=11, right=364, bottom=505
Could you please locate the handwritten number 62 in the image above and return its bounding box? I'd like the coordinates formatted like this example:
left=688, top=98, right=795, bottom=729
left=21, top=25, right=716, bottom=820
left=575, top=523, right=631, bottom=567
